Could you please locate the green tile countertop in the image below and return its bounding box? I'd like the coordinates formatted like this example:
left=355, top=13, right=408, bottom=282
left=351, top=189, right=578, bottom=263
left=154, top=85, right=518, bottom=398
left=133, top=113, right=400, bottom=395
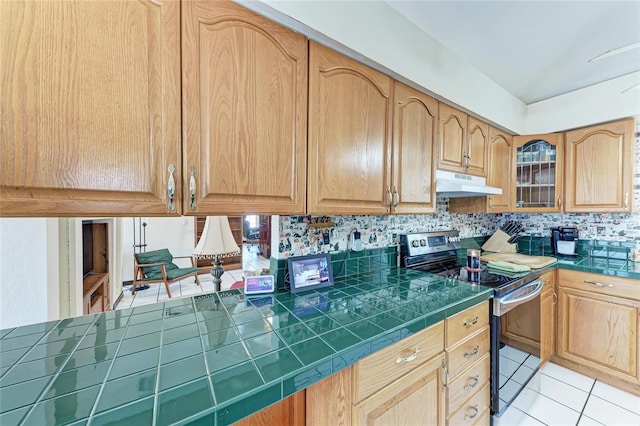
left=0, top=268, right=492, bottom=426
left=553, top=255, right=640, bottom=280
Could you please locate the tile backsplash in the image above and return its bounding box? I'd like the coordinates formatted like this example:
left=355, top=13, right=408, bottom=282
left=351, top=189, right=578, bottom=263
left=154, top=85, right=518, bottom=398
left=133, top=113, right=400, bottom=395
left=276, top=124, right=640, bottom=261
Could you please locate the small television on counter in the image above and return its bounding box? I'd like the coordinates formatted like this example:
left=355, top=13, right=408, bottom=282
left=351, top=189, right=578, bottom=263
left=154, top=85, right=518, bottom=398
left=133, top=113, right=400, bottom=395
left=287, top=253, right=334, bottom=293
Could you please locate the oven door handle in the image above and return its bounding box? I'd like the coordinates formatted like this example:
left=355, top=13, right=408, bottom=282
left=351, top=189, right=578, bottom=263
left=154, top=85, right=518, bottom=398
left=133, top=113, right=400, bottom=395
left=501, top=280, right=543, bottom=305
left=494, top=280, right=543, bottom=316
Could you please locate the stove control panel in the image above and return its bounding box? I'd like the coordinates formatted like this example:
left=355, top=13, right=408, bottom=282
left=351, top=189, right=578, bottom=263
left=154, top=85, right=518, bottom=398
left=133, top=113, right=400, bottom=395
left=399, top=230, right=461, bottom=257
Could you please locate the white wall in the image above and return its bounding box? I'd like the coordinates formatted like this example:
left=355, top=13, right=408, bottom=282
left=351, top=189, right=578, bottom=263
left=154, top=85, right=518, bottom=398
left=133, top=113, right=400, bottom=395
left=0, top=218, right=55, bottom=329
left=243, top=0, right=640, bottom=134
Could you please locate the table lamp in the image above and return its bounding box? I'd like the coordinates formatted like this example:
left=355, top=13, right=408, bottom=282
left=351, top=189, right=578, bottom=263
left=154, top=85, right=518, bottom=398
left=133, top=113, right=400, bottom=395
left=193, top=216, right=241, bottom=291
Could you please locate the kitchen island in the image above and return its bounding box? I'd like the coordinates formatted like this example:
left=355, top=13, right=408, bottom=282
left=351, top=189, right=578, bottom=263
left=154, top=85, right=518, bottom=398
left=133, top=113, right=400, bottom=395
left=0, top=268, right=492, bottom=425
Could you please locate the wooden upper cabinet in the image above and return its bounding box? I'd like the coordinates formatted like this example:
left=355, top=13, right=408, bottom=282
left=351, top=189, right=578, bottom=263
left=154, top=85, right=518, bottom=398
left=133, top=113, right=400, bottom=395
left=564, top=118, right=635, bottom=213
left=437, top=104, right=468, bottom=174
left=307, top=41, right=392, bottom=215
left=467, top=117, right=489, bottom=176
left=486, top=127, right=512, bottom=213
left=182, top=0, right=307, bottom=215
left=0, top=0, right=181, bottom=216
left=392, top=82, right=437, bottom=214
left=512, top=133, right=563, bottom=212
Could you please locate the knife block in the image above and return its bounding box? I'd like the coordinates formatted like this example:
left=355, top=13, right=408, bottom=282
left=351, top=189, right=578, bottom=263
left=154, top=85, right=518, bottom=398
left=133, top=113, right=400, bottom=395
left=482, top=229, right=518, bottom=253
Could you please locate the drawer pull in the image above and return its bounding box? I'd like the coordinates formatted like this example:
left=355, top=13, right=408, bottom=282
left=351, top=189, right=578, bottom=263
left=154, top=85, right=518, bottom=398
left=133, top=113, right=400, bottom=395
left=464, top=405, right=479, bottom=421
left=464, top=346, right=479, bottom=358
left=584, top=280, right=613, bottom=288
left=464, top=375, right=479, bottom=390
left=396, top=347, right=420, bottom=364
left=463, top=316, right=478, bottom=327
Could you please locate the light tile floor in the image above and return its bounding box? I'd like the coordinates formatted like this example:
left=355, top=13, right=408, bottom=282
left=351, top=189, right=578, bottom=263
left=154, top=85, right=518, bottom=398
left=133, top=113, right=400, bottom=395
left=495, top=361, right=640, bottom=426
left=115, top=245, right=270, bottom=310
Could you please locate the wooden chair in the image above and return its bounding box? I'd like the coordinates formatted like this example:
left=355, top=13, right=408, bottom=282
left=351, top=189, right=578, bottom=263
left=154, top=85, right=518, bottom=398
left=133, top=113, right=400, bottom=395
left=133, top=249, right=201, bottom=298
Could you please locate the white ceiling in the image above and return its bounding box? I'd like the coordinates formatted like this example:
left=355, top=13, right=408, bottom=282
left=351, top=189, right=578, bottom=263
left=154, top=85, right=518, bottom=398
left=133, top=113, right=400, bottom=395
left=385, top=0, right=640, bottom=104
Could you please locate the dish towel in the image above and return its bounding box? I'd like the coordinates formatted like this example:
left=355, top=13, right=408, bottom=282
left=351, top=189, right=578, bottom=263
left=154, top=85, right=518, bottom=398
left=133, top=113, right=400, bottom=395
left=486, top=260, right=531, bottom=273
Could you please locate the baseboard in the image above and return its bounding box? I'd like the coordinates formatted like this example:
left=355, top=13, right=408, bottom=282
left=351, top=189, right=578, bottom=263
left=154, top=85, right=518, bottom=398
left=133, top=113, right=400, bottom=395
left=122, top=280, right=133, bottom=287
left=112, top=291, right=124, bottom=309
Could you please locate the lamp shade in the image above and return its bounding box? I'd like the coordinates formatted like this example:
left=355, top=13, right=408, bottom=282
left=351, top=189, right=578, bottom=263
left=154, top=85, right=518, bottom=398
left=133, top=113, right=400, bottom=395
left=193, top=216, right=241, bottom=258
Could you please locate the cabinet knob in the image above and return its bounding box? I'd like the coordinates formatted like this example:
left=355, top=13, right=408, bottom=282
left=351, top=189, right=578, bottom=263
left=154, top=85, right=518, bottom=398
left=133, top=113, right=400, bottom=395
left=167, top=164, right=176, bottom=212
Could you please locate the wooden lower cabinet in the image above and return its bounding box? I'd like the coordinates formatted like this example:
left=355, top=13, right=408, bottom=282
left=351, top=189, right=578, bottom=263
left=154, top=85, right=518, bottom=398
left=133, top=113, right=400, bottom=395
left=445, top=302, right=491, bottom=425
left=235, top=302, right=491, bottom=425
left=353, top=353, right=446, bottom=426
left=555, top=270, right=640, bottom=395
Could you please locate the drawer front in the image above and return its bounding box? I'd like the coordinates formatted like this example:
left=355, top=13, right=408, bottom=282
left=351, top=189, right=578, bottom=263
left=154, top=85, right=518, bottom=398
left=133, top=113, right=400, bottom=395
left=354, top=321, right=444, bottom=402
left=558, top=270, right=640, bottom=301
left=447, top=326, right=490, bottom=379
left=446, top=302, right=489, bottom=348
left=447, top=384, right=489, bottom=426
left=447, top=353, right=490, bottom=414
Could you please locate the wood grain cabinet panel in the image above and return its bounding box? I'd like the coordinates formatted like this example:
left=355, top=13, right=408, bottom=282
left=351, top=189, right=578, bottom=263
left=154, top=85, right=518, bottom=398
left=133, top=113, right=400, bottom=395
left=556, top=271, right=640, bottom=391
left=353, top=353, right=446, bottom=426
left=467, top=117, right=489, bottom=177
left=308, top=41, right=393, bottom=215
left=182, top=0, right=307, bottom=215
left=391, top=82, right=438, bottom=214
left=0, top=0, right=181, bottom=216
left=449, top=126, right=512, bottom=213
left=564, top=118, right=635, bottom=213
left=437, top=104, right=469, bottom=174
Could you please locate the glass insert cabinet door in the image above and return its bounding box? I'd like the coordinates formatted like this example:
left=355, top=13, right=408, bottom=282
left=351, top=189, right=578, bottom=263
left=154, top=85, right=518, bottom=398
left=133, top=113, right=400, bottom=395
left=512, top=134, right=563, bottom=212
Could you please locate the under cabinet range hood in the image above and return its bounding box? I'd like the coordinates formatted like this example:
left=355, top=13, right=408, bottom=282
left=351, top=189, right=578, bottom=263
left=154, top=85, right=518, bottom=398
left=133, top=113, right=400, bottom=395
left=435, top=170, right=502, bottom=198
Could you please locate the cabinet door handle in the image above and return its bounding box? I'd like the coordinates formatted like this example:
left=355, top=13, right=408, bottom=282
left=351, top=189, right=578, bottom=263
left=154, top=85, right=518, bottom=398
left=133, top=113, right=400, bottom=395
left=396, top=347, right=420, bottom=364
left=189, top=166, right=197, bottom=211
left=464, top=345, right=480, bottom=358
left=441, top=359, right=449, bottom=388
left=464, top=405, right=479, bottom=421
left=393, top=187, right=399, bottom=207
left=553, top=291, right=557, bottom=305
left=584, top=280, right=613, bottom=288
left=386, top=186, right=392, bottom=207
left=464, top=375, right=480, bottom=390
left=624, top=192, right=629, bottom=210
left=167, top=164, right=176, bottom=212
left=463, top=316, right=478, bottom=327
left=558, top=197, right=562, bottom=210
